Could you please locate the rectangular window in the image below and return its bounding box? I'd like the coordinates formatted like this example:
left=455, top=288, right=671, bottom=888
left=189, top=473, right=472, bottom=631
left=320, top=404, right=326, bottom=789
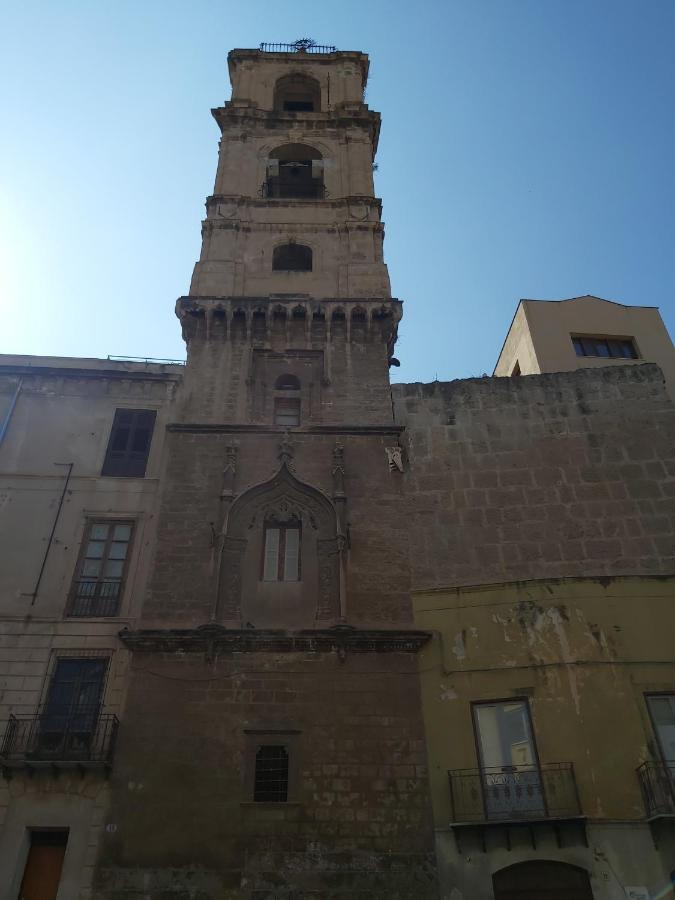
left=20, top=829, right=69, bottom=899
left=254, top=745, right=289, bottom=802
left=572, top=335, right=638, bottom=359
left=274, top=397, right=301, bottom=427
left=647, top=694, right=675, bottom=763
left=473, top=700, right=544, bottom=818
left=67, top=521, right=133, bottom=616
left=263, top=524, right=300, bottom=582
left=101, top=408, right=156, bottom=477
left=39, top=658, right=108, bottom=757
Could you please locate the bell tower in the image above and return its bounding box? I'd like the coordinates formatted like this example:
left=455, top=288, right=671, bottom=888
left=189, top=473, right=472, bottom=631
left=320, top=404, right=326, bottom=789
left=176, top=41, right=401, bottom=426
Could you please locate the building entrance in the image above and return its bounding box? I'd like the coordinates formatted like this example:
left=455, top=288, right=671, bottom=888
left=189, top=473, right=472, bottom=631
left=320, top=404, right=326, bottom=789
left=493, top=860, right=594, bottom=899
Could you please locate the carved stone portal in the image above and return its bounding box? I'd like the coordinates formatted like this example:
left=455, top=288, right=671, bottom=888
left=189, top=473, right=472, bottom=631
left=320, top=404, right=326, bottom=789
left=217, top=462, right=340, bottom=627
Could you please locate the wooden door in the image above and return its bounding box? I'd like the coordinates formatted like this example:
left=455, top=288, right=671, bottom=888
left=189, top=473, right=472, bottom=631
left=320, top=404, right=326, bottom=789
left=19, top=831, right=68, bottom=900
left=493, top=860, right=594, bottom=899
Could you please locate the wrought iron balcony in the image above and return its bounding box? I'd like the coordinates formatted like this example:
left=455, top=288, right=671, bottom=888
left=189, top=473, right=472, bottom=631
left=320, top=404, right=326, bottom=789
left=0, top=711, right=119, bottom=773
left=259, top=41, right=337, bottom=54
left=67, top=580, right=121, bottom=617
left=637, top=760, right=675, bottom=818
left=261, top=178, right=326, bottom=200
left=448, top=763, right=582, bottom=824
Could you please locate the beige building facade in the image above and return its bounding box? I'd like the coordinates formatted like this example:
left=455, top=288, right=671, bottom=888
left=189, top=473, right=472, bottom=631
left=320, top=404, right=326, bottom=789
left=0, top=356, right=181, bottom=897
left=494, top=295, right=675, bottom=398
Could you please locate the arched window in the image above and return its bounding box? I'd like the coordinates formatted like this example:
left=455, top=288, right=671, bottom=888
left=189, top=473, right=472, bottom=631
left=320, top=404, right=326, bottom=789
left=273, top=244, right=312, bottom=272
left=273, top=74, right=321, bottom=112
left=493, top=861, right=593, bottom=900
left=264, top=144, right=324, bottom=199
left=274, top=373, right=301, bottom=426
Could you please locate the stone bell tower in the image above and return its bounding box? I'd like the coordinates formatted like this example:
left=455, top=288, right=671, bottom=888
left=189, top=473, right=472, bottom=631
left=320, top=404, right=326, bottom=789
left=176, top=41, right=401, bottom=426
left=99, top=43, right=436, bottom=898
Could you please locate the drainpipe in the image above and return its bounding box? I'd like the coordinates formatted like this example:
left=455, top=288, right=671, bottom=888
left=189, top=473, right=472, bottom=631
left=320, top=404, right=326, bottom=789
left=0, top=377, right=22, bottom=447
left=30, top=463, right=74, bottom=606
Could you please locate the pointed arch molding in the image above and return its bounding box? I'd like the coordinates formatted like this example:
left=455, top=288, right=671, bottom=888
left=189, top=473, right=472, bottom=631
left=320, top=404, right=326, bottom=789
left=217, top=462, right=341, bottom=623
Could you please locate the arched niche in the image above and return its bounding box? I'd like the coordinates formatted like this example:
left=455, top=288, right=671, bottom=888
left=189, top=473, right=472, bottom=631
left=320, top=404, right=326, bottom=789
left=273, top=74, right=321, bottom=112
left=265, top=143, right=324, bottom=199
left=493, top=861, right=593, bottom=900
left=218, top=463, right=340, bottom=627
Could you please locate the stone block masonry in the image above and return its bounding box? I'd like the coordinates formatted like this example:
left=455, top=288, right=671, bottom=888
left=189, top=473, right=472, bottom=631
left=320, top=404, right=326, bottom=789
left=393, top=363, right=675, bottom=589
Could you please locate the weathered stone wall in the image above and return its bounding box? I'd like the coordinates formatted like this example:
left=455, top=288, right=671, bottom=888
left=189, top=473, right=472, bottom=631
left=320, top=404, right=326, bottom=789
left=393, top=364, right=675, bottom=589
left=96, top=651, right=436, bottom=898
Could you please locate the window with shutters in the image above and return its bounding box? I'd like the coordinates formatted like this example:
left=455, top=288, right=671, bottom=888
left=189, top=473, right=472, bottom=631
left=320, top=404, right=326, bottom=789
left=262, top=521, right=301, bottom=582
left=67, top=520, right=134, bottom=617
left=101, top=408, right=156, bottom=477
left=571, top=335, right=638, bottom=359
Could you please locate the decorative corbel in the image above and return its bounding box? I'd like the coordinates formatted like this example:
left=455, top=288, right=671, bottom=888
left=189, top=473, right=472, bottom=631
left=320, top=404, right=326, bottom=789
left=385, top=445, right=405, bottom=473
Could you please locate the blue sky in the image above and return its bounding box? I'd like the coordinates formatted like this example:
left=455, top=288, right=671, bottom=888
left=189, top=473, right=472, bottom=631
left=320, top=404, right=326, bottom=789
left=1, top=0, right=674, bottom=383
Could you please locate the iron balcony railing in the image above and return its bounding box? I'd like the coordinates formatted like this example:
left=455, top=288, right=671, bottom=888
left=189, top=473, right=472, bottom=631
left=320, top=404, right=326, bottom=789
left=261, top=178, right=326, bottom=200
left=637, top=760, right=675, bottom=818
left=259, top=41, right=337, bottom=54
left=67, top=580, right=122, bottom=617
left=448, top=763, right=582, bottom=824
left=0, top=711, right=119, bottom=767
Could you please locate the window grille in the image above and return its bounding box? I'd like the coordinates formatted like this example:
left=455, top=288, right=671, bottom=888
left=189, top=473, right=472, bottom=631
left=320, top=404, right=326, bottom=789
left=254, top=745, right=289, bottom=802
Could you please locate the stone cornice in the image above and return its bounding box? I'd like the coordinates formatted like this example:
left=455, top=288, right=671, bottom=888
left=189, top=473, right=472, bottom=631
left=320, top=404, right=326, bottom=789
left=166, top=424, right=405, bottom=435
left=118, top=623, right=431, bottom=654
left=0, top=365, right=183, bottom=383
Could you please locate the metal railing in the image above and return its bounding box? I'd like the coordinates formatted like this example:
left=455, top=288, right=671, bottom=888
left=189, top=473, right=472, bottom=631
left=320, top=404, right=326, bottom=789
left=0, top=712, right=119, bottom=766
left=448, top=763, right=581, bottom=824
left=67, top=580, right=121, bottom=617
left=261, top=178, right=326, bottom=200
left=107, top=355, right=186, bottom=365
left=637, top=760, right=675, bottom=818
left=259, top=41, right=337, bottom=54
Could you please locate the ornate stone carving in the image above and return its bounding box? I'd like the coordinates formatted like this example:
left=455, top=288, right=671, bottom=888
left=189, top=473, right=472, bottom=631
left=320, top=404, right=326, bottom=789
left=221, top=444, right=238, bottom=499
left=317, top=537, right=340, bottom=619
left=332, top=441, right=346, bottom=498
left=385, top=445, right=404, bottom=473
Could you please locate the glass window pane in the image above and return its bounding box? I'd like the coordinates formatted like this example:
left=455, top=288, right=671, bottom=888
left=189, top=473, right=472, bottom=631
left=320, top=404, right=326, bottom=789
left=475, top=701, right=535, bottom=769
left=103, top=560, right=124, bottom=578
left=90, top=524, right=109, bottom=540
left=263, top=528, right=280, bottom=581
left=113, top=524, right=132, bottom=541
left=108, top=542, right=129, bottom=560
left=595, top=340, right=610, bottom=357
left=572, top=338, right=585, bottom=357
left=81, top=560, right=102, bottom=577
left=86, top=541, right=106, bottom=559
left=649, top=696, right=675, bottom=761
left=283, top=527, right=300, bottom=581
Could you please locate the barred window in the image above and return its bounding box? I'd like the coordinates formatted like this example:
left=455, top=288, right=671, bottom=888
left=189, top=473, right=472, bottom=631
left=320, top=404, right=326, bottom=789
left=67, top=521, right=133, bottom=616
left=254, top=745, right=289, bottom=802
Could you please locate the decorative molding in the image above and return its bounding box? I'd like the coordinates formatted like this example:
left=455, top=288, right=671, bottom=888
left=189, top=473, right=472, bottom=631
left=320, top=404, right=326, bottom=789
left=119, top=623, right=432, bottom=654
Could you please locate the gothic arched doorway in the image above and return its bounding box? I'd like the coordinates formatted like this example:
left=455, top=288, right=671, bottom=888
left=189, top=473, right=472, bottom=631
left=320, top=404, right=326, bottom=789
left=493, top=861, right=594, bottom=900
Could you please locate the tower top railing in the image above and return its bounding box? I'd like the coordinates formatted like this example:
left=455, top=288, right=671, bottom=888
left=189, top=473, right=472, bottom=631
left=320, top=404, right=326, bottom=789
left=259, top=40, right=337, bottom=54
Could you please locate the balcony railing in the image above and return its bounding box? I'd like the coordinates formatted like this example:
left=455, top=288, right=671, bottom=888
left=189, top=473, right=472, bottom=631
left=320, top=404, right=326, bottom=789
left=0, top=712, right=119, bottom=770
left=638, top=760, right=675, bottom=818
left=261, top=178, right=326, bottom=200
left=259, top=41, right=337, bottom=54
left=67, top=580, right=121, bottom=617
left=448, top=763, right=581, bottom=824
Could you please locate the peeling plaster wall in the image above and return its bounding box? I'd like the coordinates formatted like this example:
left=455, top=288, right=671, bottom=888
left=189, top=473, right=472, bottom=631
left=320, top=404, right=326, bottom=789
left=414, top=576, right=675, bottom=899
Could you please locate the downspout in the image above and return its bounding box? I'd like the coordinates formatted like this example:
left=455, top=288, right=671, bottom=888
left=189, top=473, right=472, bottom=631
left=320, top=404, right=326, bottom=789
left=0, top=377, right=22, bottom=447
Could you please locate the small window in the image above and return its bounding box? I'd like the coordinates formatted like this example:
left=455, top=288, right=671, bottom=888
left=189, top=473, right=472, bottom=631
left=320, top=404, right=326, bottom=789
left=273, top=74, right=321, bottom=113
left=273, top=244, right=312, bottom=272
left=274, top=397, right=301, bottom=427
left=511, top=361, right=521, bottom=377
left=572, top=335, right=638, bottom=360
left=254, top=745, right=289, bottom=802
left=263, top=522, right=301, bottom=582
left=275, top=374, right=301, bottom=391
left=102, top=409, right=156, bottom=477
left=67, top=521, right=134, bottom=617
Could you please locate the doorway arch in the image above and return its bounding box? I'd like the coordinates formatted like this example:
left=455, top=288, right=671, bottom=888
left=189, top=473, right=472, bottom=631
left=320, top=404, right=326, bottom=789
left=493, top=861, right=593, bottom=900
